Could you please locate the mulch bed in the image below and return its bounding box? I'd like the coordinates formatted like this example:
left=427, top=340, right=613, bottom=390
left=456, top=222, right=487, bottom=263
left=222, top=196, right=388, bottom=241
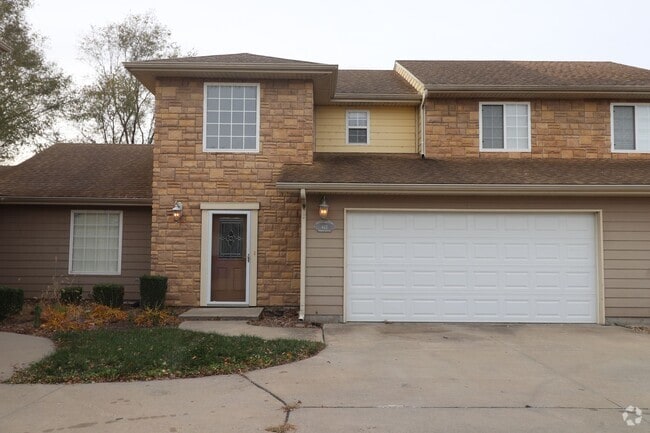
left=248, top=308, right=321, bottom=328
left=2, top=302, right=319, bottom=336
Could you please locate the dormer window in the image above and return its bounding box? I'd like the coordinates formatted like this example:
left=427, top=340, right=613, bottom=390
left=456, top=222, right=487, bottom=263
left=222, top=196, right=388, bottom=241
left=204, top=83, right=260, bottom=153
left=346, top=110, right=369, bottom=144
left=479, top=102, right=530, bottom=152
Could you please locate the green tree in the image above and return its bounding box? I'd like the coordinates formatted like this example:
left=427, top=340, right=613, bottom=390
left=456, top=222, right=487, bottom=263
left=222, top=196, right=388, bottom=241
left=73, top=12, right=183, bottom=144
left=0, top=0, right=71, bottom=161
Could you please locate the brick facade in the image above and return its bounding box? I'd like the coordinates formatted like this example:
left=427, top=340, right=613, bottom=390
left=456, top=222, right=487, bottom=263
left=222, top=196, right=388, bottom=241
left=152, top=78, right=314, bottom=306
left=425, top=99, right=650, bottom=159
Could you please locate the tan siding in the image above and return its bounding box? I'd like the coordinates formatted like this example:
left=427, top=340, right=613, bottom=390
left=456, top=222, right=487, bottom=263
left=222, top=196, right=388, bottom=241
left=0, top=205, right=151, bottom=299
left=305, top=195, right=650, bottom=320
left=315, top=106, right=417, bottom=153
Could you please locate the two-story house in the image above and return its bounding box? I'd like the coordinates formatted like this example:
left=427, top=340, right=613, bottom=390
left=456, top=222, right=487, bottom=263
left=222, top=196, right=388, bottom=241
left=123, top=54, right=650, bottom=324
left=3, top=53, right=650, bottom=325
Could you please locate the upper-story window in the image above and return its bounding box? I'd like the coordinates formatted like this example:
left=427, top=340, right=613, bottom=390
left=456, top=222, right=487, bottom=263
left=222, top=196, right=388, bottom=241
left=346, top=110, right=369, bottom=144
left=479, top=102, right=530, bottom=152
left=612, top=104, right=650, bottom=152
left=204, top=83, right=260, bottom=153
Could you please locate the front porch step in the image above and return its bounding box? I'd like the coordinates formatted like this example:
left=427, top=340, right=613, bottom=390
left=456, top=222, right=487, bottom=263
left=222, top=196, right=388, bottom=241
left=179, top=307, right=263, bottom=321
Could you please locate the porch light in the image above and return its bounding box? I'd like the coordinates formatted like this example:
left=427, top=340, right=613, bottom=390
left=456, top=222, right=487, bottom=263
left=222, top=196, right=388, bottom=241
left=171, top=201, right=183, bottom=221
left=319, top=196, right=329, bottom=220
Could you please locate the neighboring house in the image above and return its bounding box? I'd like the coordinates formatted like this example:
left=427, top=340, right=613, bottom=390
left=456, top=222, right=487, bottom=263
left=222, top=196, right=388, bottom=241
left=0, top=144, right=152, bottom=298
left=121, top=54, right=650, bottom=324
left=3, top=54, right=650, bottom=325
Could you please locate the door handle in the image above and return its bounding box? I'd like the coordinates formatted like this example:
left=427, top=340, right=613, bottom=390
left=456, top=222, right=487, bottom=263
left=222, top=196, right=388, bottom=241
left=247, top=253, right=250, bottom=263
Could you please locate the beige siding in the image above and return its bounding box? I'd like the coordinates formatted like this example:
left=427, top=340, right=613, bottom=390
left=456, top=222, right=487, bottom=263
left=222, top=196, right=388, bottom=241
left=315, top=106, right=417, bottom=153
left=305, top=195, right=650, bottom=320
left=0, top=205, right=151, bottom=299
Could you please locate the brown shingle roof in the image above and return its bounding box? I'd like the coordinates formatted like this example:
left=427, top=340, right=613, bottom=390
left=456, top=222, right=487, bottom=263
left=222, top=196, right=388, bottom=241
left=279, top=153, right=650, bottom=187
left=0, top=143, right=152, bottom=203
left=335, top=70, right=420, bottom=98
left=134, top=52, right=325, bottom=66
left=397, top=60, right=650, bottom=90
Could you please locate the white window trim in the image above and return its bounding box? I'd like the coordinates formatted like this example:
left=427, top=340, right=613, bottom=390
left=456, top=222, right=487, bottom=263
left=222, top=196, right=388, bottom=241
left=68, top=210, right=123, bottom=276
left=203, top=82, right=261, bottom=154
left=479, top=102, right=531, bottom=152
left=346, top=110, right=370, bottom=145
left=610, top=103, right=650, bottom=153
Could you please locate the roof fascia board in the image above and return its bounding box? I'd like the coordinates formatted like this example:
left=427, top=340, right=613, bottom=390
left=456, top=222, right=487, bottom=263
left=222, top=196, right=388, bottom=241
left=0, top=197, right=152, bottom=206
left=394, top=62, right=426, bottom=93
left=276, top=182, right=650, bottom=196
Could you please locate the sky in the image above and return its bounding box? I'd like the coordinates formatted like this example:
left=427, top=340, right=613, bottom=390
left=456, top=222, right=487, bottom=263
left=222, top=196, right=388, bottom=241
left=27, top=0, right=650, bottom=79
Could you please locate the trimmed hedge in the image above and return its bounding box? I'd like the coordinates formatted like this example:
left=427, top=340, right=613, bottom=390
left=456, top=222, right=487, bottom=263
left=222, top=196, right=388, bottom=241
left=92, top=284, right=124, bottom=308
left=60, top=286, right=83, bottom=305
left=139, top=275, right=168, bottom=310
left=0, top=286, right=24, bottom=320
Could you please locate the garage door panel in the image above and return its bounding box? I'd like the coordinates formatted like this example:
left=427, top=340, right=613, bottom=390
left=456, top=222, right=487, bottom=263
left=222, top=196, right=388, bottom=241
left=346, top=211, right=598, bottom=323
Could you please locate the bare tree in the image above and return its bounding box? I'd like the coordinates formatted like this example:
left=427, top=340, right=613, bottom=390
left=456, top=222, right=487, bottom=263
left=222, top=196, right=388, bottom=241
left=73, top=12, right=183, bottom=144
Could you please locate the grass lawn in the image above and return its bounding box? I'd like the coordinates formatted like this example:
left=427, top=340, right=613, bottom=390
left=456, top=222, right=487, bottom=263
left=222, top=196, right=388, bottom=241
left=9, top=327, right=324, bottom=384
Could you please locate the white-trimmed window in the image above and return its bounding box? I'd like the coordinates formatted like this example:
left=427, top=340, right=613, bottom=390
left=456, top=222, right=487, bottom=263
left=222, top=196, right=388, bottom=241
left=346, top=110, right=369, bottom=144
left=204, top=83, right=260, bottom=152
left=69, top=211, right=123, bottom=275
left=479, top=102, right=531, bottom=151
left=612, top=104, right=650, bottom=152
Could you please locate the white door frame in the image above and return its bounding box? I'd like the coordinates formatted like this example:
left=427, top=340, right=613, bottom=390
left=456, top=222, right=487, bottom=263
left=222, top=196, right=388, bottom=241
left=200, top=203, right=259, bottom=307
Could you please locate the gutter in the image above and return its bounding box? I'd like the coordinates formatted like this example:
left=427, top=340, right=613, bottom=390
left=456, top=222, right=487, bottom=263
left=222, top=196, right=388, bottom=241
left=276, top=183, right=650, bottom=196
left=419, top=89, right=428, bottom=158
left=299, top=189, right=307, bottom=321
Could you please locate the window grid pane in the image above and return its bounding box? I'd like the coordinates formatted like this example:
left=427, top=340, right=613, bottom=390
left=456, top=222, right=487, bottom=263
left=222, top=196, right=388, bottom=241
left=71, top=212, right=121, bottom=274
left=636, top=106, right=650, bottom=151
left=482, top=105, right=504, bottom=149
left=205, top=85, right=258, bottom=151
left=504, top=104, right=529, bottom=150
left=613, top=106, right=636, bottom=150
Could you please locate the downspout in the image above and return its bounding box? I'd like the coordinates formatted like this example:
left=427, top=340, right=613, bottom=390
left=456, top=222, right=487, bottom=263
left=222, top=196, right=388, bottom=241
left=419, top=89, right=428, bottom=158
left=299, top=188, right=307, bottom=321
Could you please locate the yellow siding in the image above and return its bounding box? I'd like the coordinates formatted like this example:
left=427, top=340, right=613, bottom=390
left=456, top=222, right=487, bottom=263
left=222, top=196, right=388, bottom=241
left=315, top=106, right=417, bottom=153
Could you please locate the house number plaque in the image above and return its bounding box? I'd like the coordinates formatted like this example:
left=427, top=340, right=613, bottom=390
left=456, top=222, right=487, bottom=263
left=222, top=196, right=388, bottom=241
left=314, top=220, right=335, bottom=233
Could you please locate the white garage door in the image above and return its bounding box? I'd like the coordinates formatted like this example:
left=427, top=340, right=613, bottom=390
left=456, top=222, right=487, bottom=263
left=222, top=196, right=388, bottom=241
left=346, top=211, right=598, bottom=323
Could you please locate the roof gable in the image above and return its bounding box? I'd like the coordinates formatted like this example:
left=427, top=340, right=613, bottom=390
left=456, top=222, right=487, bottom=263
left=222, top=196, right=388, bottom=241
left=136, top=52, right=325, bottom=66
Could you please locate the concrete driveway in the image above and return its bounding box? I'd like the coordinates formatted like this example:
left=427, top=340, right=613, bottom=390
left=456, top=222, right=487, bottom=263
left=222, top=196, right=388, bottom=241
left=1, top=324, right=649, bottom=432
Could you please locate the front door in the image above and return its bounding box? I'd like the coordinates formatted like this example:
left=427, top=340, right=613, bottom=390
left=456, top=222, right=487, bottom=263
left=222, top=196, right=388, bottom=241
left=211, top=214, right=248, bottom=303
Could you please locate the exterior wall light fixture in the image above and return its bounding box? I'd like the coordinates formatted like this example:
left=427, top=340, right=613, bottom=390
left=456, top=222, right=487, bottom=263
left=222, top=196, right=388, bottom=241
left=171, top=201, right=183, bottom=222
left=319, top=196, right=329, bottom=220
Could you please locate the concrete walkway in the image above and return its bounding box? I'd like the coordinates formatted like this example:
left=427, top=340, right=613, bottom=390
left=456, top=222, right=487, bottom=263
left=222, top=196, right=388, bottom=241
left=0, top=332, right=54, bottom=381
left=179, top=320, right=324, bottom=342
left=1, top=324, right=649, bottom=432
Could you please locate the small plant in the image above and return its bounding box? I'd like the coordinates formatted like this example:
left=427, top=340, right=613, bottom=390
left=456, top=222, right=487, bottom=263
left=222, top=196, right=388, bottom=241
left=0, top=286, right=24, bottom=320
left=139, top=275, right=168, bottom=310
left=92, top=284, right=124, bottom=308
left=41, top=304, right=87, bottom=332
left=89, top=304, right=128, bottom=325
left=33, top=304, right=42, bottom=328
left=60, top=286, right=83, bottom=305
left=133, top=308, right=178, bottom=327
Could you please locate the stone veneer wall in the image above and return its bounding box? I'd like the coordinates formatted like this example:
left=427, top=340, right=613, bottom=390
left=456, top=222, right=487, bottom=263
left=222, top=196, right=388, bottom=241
left=425, top=99, right=650, bottom=159
left=152, top=78, right=314, bottom=306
